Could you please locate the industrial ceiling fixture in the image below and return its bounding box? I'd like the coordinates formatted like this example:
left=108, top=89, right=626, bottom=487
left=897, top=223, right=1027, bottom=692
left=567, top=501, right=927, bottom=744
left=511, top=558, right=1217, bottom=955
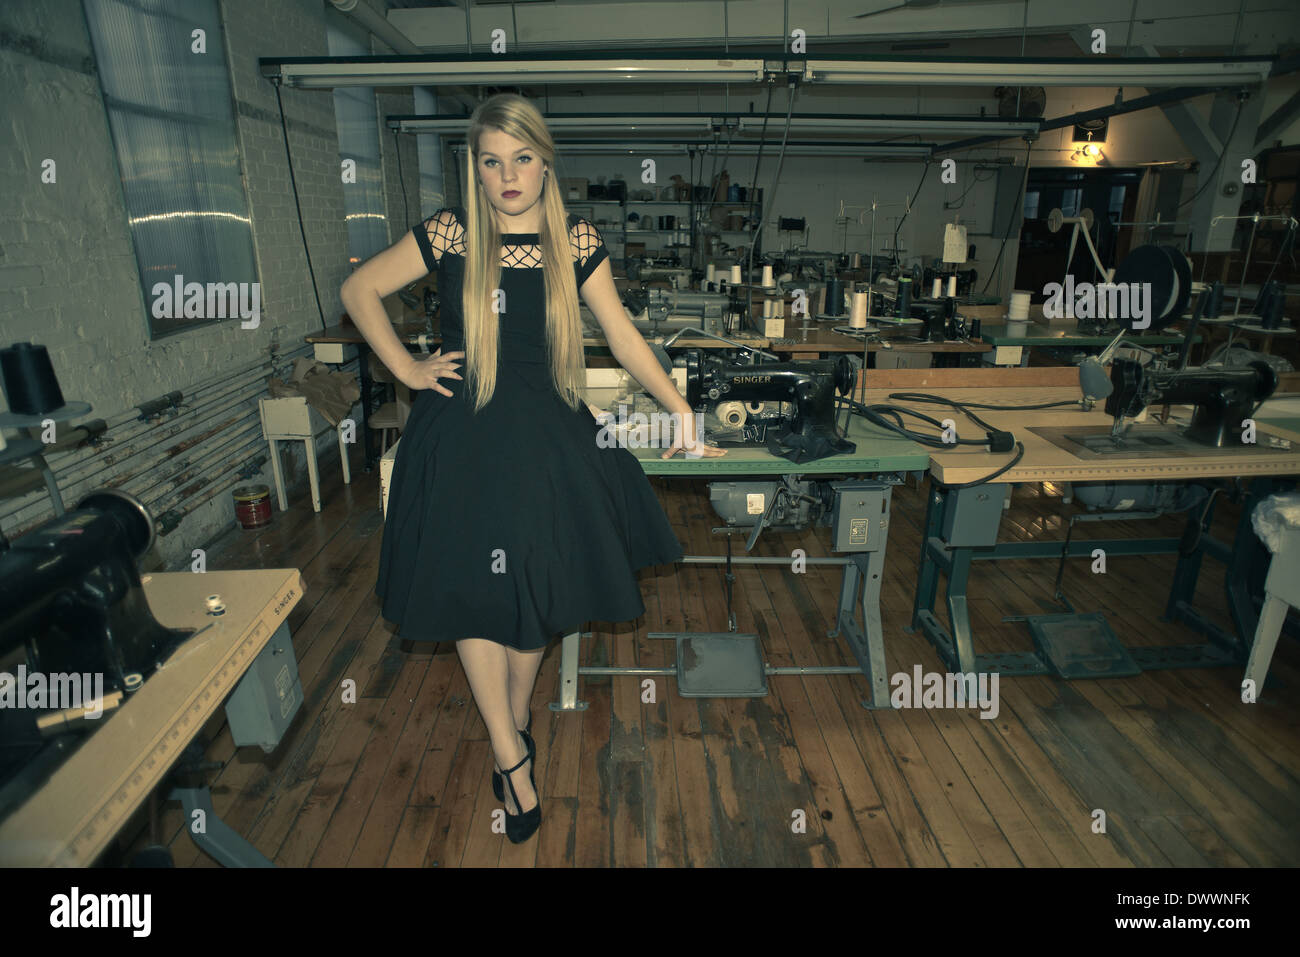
left=853, top=0, right=944, bottom=17
left=387, top=112, right=1040, bottom=139
left=260, top=53, right=1275, bottom=90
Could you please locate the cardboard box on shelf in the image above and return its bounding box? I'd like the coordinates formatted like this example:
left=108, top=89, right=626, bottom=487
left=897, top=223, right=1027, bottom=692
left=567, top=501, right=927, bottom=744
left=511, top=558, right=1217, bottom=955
left=561, top=178, right=588, bottom=201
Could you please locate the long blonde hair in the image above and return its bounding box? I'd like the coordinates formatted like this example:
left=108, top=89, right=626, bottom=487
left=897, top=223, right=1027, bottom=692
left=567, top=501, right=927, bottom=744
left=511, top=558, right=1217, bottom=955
left=462, top=93, right=585, bottom=413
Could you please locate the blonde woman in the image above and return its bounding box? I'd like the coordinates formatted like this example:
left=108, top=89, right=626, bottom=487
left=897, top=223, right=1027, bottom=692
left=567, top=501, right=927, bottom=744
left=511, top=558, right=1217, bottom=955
left=342, top=93, right=725, bottom=845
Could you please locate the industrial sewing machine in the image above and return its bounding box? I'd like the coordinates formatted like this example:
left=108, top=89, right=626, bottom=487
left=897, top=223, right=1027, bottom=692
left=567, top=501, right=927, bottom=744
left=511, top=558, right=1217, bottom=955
left=1104, top=357, right=1279, bottom=447
left=0, top=488, right=303, bottom=832
left=680, top=348, right=857, bottom=458
left=617, top=285, right=730, bottom=338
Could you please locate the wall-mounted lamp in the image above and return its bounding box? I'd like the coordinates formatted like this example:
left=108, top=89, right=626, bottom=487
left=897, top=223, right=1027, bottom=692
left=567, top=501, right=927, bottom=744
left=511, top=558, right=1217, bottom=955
left=1071, top=139, right=1104, bottom=162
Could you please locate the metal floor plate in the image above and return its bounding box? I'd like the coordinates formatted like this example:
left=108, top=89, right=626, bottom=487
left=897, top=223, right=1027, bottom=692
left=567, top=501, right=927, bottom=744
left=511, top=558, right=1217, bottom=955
left=1027, top=613, right=1142, bottom=678
left=674, top=633, right=768, bottom=697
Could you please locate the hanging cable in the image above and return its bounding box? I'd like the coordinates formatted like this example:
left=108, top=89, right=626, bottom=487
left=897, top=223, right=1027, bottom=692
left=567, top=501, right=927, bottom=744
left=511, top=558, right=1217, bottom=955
left=274, top=80, right=328, bottom=333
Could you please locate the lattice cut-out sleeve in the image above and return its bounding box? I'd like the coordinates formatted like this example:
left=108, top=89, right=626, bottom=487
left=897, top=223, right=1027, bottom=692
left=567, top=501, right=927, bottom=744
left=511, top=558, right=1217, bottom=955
left=412, top=208, right=463, bottom=273
left=572, top=218, right=610, bottom=288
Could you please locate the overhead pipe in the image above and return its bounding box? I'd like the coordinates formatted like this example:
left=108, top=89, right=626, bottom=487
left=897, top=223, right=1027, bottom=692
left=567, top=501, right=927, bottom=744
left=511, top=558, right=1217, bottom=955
left=1, top=345, right=316, bottom=512
left=0, top=366, right=274, bottom=517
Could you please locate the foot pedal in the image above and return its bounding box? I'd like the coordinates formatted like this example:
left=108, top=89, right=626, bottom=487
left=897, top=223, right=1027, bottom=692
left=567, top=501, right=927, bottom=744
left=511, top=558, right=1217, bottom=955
left=1025, top=613, right=1141, bottom=679
left=661, top=633, right=768, bottom=697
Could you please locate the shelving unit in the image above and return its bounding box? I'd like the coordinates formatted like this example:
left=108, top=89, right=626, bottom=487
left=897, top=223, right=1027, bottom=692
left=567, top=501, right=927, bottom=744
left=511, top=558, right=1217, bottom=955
left=564, top=190, right=762, bottom=272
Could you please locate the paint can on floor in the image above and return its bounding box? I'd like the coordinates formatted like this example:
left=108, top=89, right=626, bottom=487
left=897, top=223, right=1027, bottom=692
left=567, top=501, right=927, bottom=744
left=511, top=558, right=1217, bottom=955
left=233, top=484, right=272, bottom=529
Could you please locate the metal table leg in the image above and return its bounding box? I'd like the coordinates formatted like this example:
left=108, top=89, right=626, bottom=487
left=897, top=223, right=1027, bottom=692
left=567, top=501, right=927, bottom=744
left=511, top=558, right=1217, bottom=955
left=946, top=546, right=976, bottom=674
left=829, top=551, right=892, bottom=708
left=908, top=485, right=944, bottom=633
left=549, top=630, right=589, bottom=713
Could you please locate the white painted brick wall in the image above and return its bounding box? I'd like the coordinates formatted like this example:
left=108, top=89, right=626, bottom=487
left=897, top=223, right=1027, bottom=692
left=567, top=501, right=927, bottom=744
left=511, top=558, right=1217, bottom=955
left=0, top=0, right=416, bottom=568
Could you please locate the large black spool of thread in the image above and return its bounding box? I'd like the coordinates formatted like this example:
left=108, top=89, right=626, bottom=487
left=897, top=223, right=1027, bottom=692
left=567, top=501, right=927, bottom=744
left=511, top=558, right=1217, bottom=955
left=0, top=343, right=66, bottom=415
left=825, top=277, right=845, bottom=317
left=896, top=277, right=913, bottom=318
left=1261, top=281, right=1286, bottom=329
left=1205, top=281, right=1224, bottom=319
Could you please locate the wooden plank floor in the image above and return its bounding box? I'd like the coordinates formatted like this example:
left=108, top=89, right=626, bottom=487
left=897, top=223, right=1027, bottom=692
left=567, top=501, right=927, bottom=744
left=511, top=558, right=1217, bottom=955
left=130, top=447, right=1300, bottom=867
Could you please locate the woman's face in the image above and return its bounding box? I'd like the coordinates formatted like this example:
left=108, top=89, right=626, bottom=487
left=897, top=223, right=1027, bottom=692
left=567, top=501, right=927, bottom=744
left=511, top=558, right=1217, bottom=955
left=476, top=127, right=546, bottom=219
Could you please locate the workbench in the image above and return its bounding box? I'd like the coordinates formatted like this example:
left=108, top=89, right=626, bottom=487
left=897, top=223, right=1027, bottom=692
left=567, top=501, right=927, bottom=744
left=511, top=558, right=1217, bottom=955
left=978, top=322, right=1200, bottom=367
left=0, top=569, right=304, bottom=866
left=548, top=413, right=931, bottom=713
left=870, top=381, right=1300, bottom=680
left=306, top=318, right=991, bottom=469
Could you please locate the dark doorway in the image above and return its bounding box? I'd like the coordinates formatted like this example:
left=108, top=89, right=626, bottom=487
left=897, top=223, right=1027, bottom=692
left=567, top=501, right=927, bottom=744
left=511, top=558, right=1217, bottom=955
left=1016, top=167, right=1144, bottom=302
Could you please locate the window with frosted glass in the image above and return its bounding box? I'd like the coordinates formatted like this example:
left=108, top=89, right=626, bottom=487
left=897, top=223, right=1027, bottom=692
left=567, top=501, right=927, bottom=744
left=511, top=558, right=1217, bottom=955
left=328, top=25, right=387, bottom=268
left=83, top=0, right=257, bottom=339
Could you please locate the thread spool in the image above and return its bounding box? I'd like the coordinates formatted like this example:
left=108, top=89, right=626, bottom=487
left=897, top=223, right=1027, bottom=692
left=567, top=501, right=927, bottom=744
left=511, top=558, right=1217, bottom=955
left=706, top=264, right=716, bottom=282
left=850, top=291, right=870, bottom=329
left=232, top=485, right=271, bottom=529
left=1009, top=290, right=1031, bottom=320
left=1205, top=281, right=1224, bottom=319
left=763, top=299, right=774, bottom=318
left=1264, top=281, right=1286, bottom=329
left=852, top=252, right=861, bottom=269
left=896, top=277, right=913, bottom=318
left=826, top=277, right=845, bottom=317
left=931, top=278, right=943, bottom=299
left=762, top=265, right=774, bottom=288
left=948, top=275, right=958, bottom=298
left=730, top=265, right=742, bottom=284
left=0, top=342, right=66, bottom=415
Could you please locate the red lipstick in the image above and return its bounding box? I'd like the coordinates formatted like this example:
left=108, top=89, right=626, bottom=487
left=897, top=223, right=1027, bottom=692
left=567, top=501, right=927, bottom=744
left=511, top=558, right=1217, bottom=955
left=502, top=190, right=520, bottom=197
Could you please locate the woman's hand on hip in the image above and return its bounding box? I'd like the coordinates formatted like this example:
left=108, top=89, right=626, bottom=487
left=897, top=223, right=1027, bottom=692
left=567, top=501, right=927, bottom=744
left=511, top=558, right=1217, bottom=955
left=395, top=348, right=465, bottom=396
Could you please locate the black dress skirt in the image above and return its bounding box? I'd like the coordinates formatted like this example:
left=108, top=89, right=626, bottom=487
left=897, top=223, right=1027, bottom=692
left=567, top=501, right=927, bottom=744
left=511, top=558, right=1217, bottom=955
left=375, top=206, right=683, bottom=650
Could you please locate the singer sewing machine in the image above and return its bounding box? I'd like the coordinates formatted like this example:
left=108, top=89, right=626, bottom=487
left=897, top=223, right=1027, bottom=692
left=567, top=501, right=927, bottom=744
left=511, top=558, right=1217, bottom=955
left=0, top=489, right=305, bottom=864
left=680, top=349, right=857, bottom=459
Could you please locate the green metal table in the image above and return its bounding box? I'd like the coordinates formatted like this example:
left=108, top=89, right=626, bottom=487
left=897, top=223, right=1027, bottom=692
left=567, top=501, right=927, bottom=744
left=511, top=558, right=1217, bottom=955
left=980, top=322, right=1200, bottom=367
left=550, top=415, right=930, bottom=713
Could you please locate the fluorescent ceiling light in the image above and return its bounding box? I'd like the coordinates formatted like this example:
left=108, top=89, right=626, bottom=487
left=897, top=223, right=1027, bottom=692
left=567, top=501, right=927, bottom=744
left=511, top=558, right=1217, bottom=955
left=451, top=142, right=934, bottom=157
left=390, top=114, right=1035, bottom=138
left=737, top=117, right=1038, bottom=136
left=264, top=58, right=764, bottom=88
left=263, top=54, right=1272, bottom=91
left=804, top=57, right=1272, bottom=87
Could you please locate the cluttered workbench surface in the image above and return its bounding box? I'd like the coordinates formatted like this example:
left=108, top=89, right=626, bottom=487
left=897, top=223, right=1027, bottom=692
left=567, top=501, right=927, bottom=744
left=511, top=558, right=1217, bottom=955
left=859, top=386, right=1300, bottom=485
left=628, top=411, right=931, bottom=475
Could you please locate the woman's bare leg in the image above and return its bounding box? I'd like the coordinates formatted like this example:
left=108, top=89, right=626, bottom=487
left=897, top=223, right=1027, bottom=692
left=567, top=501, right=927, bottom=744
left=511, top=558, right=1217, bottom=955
left=456, top=638, right=536, bottom=814
left=505, top=645, right=545, bottom=730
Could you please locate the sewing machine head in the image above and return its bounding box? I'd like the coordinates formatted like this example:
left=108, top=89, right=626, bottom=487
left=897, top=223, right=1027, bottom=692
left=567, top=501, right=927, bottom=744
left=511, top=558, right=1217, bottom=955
left=0, top=490, right=191, bottom=694
left=1104, top=357, right=1278, bottom=447
left=682, top=350, right=856, bottom=456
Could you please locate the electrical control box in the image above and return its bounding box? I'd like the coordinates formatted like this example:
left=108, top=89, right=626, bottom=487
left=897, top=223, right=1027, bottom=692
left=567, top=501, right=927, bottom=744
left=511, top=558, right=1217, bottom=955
left=940, top=484, right=1010, bottom=547
left=224, top=620, right=303, bottom=753
left=830, top=482, right=891, bottom=552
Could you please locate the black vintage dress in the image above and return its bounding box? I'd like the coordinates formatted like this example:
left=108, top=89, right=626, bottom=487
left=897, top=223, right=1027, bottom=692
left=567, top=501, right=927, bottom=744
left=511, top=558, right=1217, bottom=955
left=375, top=205, right=683, bottom=650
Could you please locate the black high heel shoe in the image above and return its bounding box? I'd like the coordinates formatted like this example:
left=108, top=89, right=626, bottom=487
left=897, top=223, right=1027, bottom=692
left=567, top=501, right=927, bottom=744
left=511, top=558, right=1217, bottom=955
left=500, top=729, right=540, bottom=844
left=493, top=714, right=532, bottom=801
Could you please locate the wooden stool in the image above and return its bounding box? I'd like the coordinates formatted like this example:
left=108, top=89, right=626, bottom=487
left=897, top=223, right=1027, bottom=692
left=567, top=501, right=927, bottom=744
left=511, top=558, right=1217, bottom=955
left=368, top=354, right=412, bottom=455
left=257, top=397, right=351, bottom=513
